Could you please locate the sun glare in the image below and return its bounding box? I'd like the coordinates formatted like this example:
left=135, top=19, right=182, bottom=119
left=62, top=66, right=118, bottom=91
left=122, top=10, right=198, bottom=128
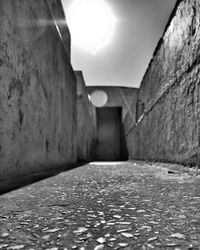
left=67, top=0, right=116, bottom=55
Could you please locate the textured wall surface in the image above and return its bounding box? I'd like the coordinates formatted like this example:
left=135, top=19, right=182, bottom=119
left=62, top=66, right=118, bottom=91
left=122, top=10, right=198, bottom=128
left=128, top=0, right=200, bottom=165
left=76, top=72, right=96, bottom=161
left=123, top=89, right=138, bottom=134
left=0, top=0, right=77, bottom=191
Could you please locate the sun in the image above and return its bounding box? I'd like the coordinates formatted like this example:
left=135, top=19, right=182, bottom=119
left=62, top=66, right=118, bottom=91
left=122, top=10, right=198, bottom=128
left=67, top=0, right=116, bottom=55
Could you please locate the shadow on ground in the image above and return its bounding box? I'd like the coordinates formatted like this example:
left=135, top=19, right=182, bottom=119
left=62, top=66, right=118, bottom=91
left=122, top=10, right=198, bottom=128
left=0, top=161, right=89, bottom=195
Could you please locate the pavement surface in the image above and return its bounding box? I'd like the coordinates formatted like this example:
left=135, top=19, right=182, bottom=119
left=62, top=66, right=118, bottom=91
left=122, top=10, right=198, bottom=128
left=0, top=161, right=200, bottom=250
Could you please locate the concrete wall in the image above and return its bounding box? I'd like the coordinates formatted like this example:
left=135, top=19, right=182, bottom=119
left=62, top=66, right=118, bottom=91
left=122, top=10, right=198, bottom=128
left=122, top=90, right=138, bottom=135
left=87, top=86, right=138, bottom=123
left=0, top=0, right=77, bottom=192
left=46, top=0, right=71, bottom=60
left=76, top=72, right=96, bottom=162
left=128, top=0, right=200, bottom=165
left=87, top=86, right=138, bottom=158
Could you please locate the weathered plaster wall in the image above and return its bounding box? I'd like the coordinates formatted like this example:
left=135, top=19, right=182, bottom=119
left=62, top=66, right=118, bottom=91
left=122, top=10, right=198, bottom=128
left=0, top=0, right=77, bottom=191
left=76, top=72, right=96, bottom=162
left=128, top=0, right=200, bottom=165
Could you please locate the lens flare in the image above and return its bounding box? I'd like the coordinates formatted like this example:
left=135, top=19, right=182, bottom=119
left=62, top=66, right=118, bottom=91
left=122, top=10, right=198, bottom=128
left=67, top=0, right=116, bottom=55
left=90, top=90, right=108, bottom=107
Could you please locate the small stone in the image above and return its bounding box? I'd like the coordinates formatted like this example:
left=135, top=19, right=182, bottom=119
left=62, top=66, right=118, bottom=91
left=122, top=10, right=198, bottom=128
left=84, top=232, right=91, bottom=238
left=96, top=237, right=106, bottom=244
left=178, top=215, right=186, bottom=219
left=42, top=235, right=50, bottom=240
left=148, top=221, right=159, bottom=225
left=117, top=228, right=132, bottom=233
left=74, top=239, right=84, bottom=244
left=118, top=243, right=129, bottom=247
left=140, top=226, right=151, bottom=230
left=109, top=238, right=116, bottom=242
left=45, top=248, right=58, bottom=250
left=87, top=214, right=97, bottom=218
left=130, top=217, right=137, bottom=220
left=0, top=232, right=9, bottom=237
left=71, top=246, right=78, bottom=249
left=94, top=245, right=104, bottom=250
left=73, top=227, right=88, bottom=234
left=170, top=233, right=186, bottom=240
left=155, top=243, right=162, bottom=247
left=98, top=212, right=104, bottom=215
left=8, top=246, right=25, bottom=250
left=148, top=237, right=157, bottom=242
left=165, top=243, right=178, bottom=247
left=113, top=215, right=122, bottom=219
left=0, top=245, right=8, bottom=249
left=44, top=228, right=60, bottom=233
left=147, top=244, right=154, bottom=249
left=121, top=232, right=134, bottom=238
left=105, top=234, right=110, bottom=237
left=137, top=210, right=146, bottom=213
left=117, top=222, right=131, bottom=225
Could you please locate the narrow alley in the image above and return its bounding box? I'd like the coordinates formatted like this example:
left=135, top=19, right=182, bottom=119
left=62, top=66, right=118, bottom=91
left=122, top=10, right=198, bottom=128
left=0, top=161, right=200, bottom=250
left=1, top=1, right=200, bottom=249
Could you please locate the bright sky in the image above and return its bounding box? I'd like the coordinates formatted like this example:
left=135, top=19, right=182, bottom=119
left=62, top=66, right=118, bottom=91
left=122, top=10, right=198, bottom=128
left=61, top=0, right=177, bottom=87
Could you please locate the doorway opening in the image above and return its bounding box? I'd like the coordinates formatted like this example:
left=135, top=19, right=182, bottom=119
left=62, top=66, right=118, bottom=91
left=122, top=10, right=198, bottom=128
left=95, top=107, right=128, bottom=161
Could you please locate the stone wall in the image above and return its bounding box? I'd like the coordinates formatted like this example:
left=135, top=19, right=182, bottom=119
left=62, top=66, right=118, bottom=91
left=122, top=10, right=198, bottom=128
left=76, top=72, right=96, bottom=162
left=0, top=0, right=77, bottom=192
left=128, top=0, right=200, bottom=165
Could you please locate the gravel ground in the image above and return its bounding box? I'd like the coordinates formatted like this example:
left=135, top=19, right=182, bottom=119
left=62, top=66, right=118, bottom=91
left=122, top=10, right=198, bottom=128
left=0, top=161, right=200, bottom=250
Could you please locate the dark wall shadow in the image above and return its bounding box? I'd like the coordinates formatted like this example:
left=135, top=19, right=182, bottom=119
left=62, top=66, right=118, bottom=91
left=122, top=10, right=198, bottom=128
left=120, top=122, right=129, bottom=161
left=0, top=161, right=88, bottom=195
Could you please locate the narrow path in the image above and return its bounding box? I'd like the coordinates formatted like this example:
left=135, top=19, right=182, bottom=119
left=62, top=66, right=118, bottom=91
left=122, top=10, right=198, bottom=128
left=0, top=161, right=200, bottom=250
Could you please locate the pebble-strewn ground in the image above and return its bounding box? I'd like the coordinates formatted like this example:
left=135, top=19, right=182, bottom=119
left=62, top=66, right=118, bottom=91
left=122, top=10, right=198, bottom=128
left=0, top=161, right=200, bottom=250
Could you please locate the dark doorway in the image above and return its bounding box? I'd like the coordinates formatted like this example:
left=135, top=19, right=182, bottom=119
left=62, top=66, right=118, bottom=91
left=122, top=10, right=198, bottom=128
left=96, top=107, right=128, bottom=161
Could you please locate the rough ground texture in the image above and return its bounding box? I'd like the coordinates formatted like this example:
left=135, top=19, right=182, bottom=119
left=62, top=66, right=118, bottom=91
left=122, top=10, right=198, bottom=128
left=0, top=161, right=200, bottom=249
left=127, top=0, right=200, bottom=165
left=0, top=0, right=77, bottom=191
